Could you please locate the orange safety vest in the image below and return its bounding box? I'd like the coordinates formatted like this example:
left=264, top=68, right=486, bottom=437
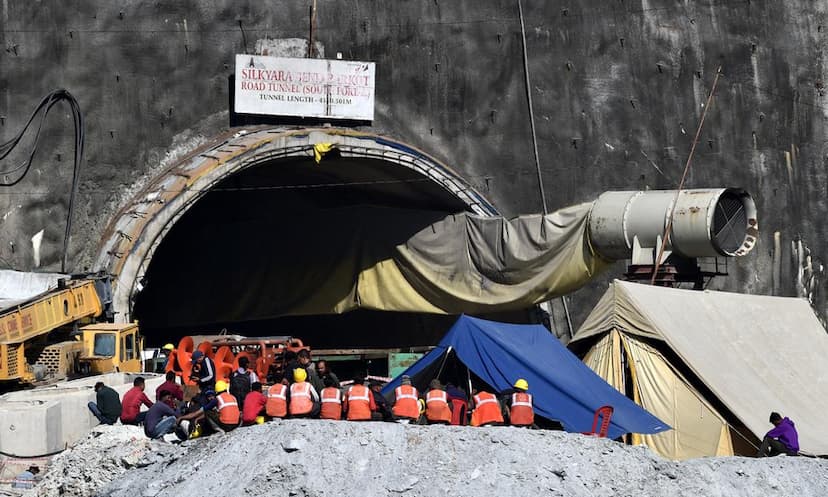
left=345, top=385, right=372, bottom=421
left=471, top=392, right=503, bottom=426
left=392, top=385, right=420, bottom=419
left=216, top=391, right=240, bottom=425
left=289, top=381, right=313, bottom=416
left=510, top=392, right=534, bottom=426
left=320, top=387, right=343, bottom=420
left=266, top=383, right=288, bottom=418
left=425, top=389, right=452, bottom=423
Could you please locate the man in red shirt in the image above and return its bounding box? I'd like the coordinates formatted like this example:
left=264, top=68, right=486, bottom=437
left=121, top=376, right=153, bottom=425
left=155, top=371, right=184, bottom=409
left=242, top=382, right=267, bottom=425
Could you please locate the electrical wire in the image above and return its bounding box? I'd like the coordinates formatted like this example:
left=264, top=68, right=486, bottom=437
left=0, top=89, right=85, bottom=273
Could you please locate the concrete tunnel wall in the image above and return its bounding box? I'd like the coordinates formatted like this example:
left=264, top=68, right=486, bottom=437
left=0, top=1, right=826, bottom=330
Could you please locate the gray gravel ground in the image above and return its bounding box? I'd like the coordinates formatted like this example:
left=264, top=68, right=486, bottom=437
left=27, top=420, right=828, bottom=497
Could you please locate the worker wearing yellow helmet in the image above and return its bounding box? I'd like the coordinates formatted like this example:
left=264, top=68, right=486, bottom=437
left=159, top=343, right=175, bottom=373
left=289, top=367, right=320, bottom=418
left=211, top=379, right=241, bottom=431
left=501, top=378, right=535, bottom=427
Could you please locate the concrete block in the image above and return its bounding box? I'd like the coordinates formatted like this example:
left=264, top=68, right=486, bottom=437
left=0, top=373, right=165, bottom=456
left=0, top=400, right=62, bottom=457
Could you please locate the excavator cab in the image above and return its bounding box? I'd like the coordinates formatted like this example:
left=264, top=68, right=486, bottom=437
left=78, top=323, right=143, bottom=374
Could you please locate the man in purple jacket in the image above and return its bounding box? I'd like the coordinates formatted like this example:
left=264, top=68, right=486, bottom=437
left=757, top=412, right=799, bottom=457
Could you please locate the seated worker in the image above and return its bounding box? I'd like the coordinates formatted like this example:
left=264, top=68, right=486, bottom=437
left=87, top=381, right=122, bottom=425
left=144, top=390, right=179, bottom=439
left=319, top=376, right=343, bottom=420
left=425, top=379, right=452, bottom=425
left=757, top=412, right=799, bottom=457
left=12, top=465, right=39, bottom=490
left=344, top=374, right=376, bottom=421
left=391, top=375, right=421, bottom=423
left=500, top=378, right=534, bottom=427
left=445, top=383, right=469, bottom=426
left=289, top=368, right=320, bottom=418
left=177, top=388, right=217, bottom=435
left=370, top=380, right=392, bottom=421
left=266, top=372, right=289, bottom=419
left=470, top=388, right=504, bottom=427
left=242, top=382, right=267, bottom=425
left=156, top=371, right=184, bottom=409
left=178, top=381, right=240, bottom=434
left=121, top=377, right=153, bottom=425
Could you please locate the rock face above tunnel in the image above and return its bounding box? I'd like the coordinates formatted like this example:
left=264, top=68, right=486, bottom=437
left=0, top=1, right=825, bottom=325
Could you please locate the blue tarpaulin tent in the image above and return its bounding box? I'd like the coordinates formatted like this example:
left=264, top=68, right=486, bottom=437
left=381, top=315, right=670, bottom=439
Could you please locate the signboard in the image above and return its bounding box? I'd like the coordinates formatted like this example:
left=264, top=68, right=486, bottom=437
left=388, top=352, right=424, bottom=378
left=234, top=55, right=375, bottom=121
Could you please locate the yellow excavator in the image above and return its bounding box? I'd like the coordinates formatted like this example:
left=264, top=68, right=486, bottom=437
left=0, top=277, right=143, bottom=386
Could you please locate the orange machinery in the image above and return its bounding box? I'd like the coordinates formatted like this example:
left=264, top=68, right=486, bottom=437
left=165, top=334, right=309, bottom=385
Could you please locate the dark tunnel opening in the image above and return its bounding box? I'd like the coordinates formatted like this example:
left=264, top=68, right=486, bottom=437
left=132, top=153, right=534, bottom=352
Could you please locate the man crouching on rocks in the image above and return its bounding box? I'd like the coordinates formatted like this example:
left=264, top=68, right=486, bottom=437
left=757, top=412, right=799, bottom=457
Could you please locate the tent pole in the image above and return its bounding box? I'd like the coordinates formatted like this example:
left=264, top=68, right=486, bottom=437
left=435, top=346, right=452, bottom=380
left=561, top=296, right=574, bottom=339
left=466, top=366, right=473, bottom=399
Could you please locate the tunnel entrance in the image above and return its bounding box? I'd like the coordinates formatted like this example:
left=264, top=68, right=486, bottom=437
left=98, top=128, right=521, bottom=357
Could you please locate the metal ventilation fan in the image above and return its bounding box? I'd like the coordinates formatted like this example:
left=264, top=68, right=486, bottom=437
left=712, top=192, right=748, bottom=255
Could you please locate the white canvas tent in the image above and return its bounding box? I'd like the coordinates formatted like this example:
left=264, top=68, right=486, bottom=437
left=569, top=280, right=828, bottom=459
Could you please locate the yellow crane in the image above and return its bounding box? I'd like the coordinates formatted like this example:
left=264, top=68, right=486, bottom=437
left=0, top=279, right=143, bottom=385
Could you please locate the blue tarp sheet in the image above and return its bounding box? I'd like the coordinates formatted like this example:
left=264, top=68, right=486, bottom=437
left=381, top=315, right=670, bottom=439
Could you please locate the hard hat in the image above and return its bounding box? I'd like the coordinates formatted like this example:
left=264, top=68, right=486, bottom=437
left=215, top=380, right=229, bottom=393
left=163, top=343, right=175, bottom=351
left=293, top=368, right=307, bottom=383
left=514, top=378, right=529, bottom=391
left=255, top=415, right=265, bottom=425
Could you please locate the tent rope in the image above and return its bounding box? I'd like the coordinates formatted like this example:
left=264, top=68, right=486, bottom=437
left=651, top=67, right=722, bottom=284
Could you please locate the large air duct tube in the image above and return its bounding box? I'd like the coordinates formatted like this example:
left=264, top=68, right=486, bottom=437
left=588, top=188, right=758, bottom=260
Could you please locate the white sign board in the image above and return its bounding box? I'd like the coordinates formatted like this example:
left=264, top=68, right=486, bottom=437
left=234, top=55, right=375, bottom=121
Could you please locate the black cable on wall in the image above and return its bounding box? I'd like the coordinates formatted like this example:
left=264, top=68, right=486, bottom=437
left=0, top=89, right=85, bottom=273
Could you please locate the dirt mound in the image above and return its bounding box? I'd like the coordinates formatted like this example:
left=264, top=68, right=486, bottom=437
left=25, top=425, right=185, bottom=497
left=31, top=420, right=828, bottom=497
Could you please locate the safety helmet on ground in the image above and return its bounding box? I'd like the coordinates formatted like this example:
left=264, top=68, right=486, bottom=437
left=162, top=343, right=175, bottom=351
left=255, top=416, right=266, bottom=425
left=514, top=378, right=529, bottom=391
left=293, top=368, right=307, bottom=382
left=215, top=380, right=229, bottom=393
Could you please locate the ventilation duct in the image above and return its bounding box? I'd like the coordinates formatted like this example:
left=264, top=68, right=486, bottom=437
left=588, top=188, right=758, bottom=260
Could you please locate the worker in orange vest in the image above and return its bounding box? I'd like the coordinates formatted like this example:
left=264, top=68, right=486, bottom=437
left=201, top=379, right=240, bottom=432
left=501, top=378, right=535, bottom=427
left=289, top=368, right=320, bottom=418
left=391, top=375, right=421, bottom=423
left=470, top=388, right=504, bottom=427
left=319, top=376, right=343, bottom=420
left=425, top=379, right=453, bottom=424
left=343, top=374, right=376, bottom=421
left=266, top=372, right=289, bottom=419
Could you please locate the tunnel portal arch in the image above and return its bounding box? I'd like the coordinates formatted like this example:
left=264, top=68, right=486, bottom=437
left=95, top=127, right=499, bottom=325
